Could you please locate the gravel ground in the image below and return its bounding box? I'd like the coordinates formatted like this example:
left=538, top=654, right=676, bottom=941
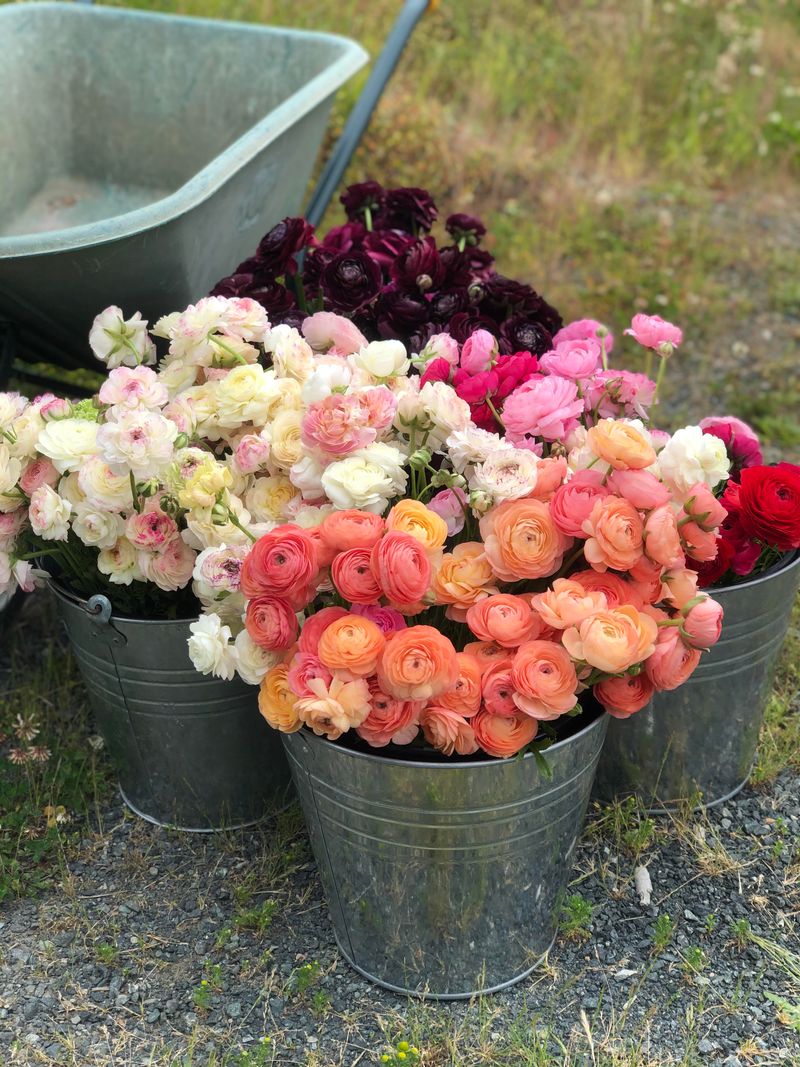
left=2, top=767, right=800, bottom=1066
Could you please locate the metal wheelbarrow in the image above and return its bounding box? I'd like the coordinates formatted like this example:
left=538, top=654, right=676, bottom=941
left=0, top=0, right=431, bottom=385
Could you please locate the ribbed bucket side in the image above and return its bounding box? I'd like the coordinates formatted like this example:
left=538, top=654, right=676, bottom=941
left=53, top=586, right=292, bottom=830
left=283, top=712, right=608, bottom=998
left=593, top=552, right=800, bottom=811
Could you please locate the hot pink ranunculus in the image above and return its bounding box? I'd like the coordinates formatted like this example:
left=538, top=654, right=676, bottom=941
left=624, top=314, right=683, bottom=350
left=459, top=329, right=497, bottom=375
left=700, top=416, right=762, bottom=474
left=420, top=357, right=453, bottom=387
left=503, top=376, right=585, bottom=442
left=539, top=339, right=601, bottom=380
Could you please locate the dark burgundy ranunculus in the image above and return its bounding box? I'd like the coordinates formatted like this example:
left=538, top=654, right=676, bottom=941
left=445, top=213, right=487, bottom=243
left=429, top=287, right=468, bottom=322
left=233, top=256, right=263, bottom=275
left=390, top=236, right=445, bottom=292
left=256, top=217, right=314, bottom=277
left=493, top=352, right=540, bottom=399
left=340, top=181, right=385, bottom=222
left=376, top=288, right=430, bottom=334
left=498, top=315, right=553, bottom=356
left=448, top=310, right=499, bottom=344
left=464, top=247, right=496, bottom=280
left=273, top=309, right=309, bottom=332
left=320, top=251, right=382, bottom=312
left=405, top=321, right=438, bottom=353
left=246, top=279, right=297, bottom=315
left=210, top=272, right=257, bottom=298
left=376, top=186, right=438, bottom=233
left=439, top=247, right=474, bottom=289
left=362, top=228, right=416, bottom=270
left=322, top=221, right=367, bottom=253
left=302, top=247, right=337, bottom=300
left=480, top=277, right=562, bottom=334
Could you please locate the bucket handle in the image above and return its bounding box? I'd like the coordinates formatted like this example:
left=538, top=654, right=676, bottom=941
left=83, top=594, right=128, bottom=647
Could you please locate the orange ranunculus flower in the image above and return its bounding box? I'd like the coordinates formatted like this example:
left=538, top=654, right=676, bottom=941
left=258, top=663, right=302, bottom=733
left=472, top=710, right=538, bottom=759
left=562, top=605, right=658, bottom=674
left=530, top=578, right=607, bottom=630
left=317, top=614, right=386, bottom=679
left=570, top=569, right=633, bottom=610
left=643, top=504, right=685, bottom=569
left=586, top=419, right=656, bottom=470
left=436, top=652, right=483, bottom=716
left=419, top=705, right=478, bottom=756
left=295, top=675, right=371, bottom=740
left=526, top=455, right=568, bottom=500
left=466, top=593, right=537, bottom=648
left=319, top=509, right=385, bottom=552
left=480, top=658, right=517, bottom=716
left=582, top=497, right=644, bottom=573
left=511, top=640, right=579, bottom=720
left=377, top=625, right=459, bottom=701
left=385, top=499, right=448, bottom=553
left=480, top=498, right=571, bottom=582
left=431, top=542, right=499, bottom=622
left=594, top=673, right=654, bottom=719
left=370, top=531, right=431, bottom=613
left=463, top=640, right=511, bottom=675
left=331, top=547, right=383, bottom=605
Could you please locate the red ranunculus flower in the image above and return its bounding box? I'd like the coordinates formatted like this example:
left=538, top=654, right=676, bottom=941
left=692, top=536, right=735, bottom=588
left=738, top=463, right=800, bottom=551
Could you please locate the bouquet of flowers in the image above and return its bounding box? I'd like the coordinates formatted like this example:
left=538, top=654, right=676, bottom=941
left=692, top=417, right=800, bottom=587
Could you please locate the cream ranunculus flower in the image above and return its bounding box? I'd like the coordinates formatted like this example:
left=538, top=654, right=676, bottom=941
left=37, top=418, right=99, bottom=474
left=234, top=629, right=278, bottom=685
left=657, top=426, right=731, bottom=496
left=419, top=381, right=471, bottom=448
left=77, top=456, right=133, bottom=511
left=182, top=494, right=252, bottom=550
left=8, top=408, right=45, bottom=461
left=187, top=612, right=237, bottom=680
left=301, top=360, right=352, bottom=405
left=446, top=426, right=511, bottom=474
left=265, top=324, right=315, bottom=383
left=178, top=458, right=232, bottom=510
left=0, top=444, right=23, bottom=513
left=96, top=409, right=178, bottom=479
left=72, top=504, right=125, bottom=549
left=355, top=340, right=410, bottom=380
left=215, top=364, right=283, bottom=429
left=245, top=475, right=300, bottom=523
left=266, top=409, right=303, bottom=469
left=29, top=485, right=72, bottom=541
left=97, top=537, right=144, bottom=585
left=89, top=306, right=156, bottom=368
left=321, top=442, right=407, bottom=514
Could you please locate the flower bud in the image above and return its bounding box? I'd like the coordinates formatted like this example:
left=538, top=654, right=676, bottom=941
left=408, top=447, right=432, bottom=471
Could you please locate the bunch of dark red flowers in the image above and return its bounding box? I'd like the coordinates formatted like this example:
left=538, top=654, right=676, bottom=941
left=695, top=418, right=800, bottom=586
left=211, top=181, right=562, bottom=355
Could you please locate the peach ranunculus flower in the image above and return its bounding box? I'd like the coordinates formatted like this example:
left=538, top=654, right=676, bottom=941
left=370, top=531, right=432, bottom=612
left=377, top=626, right=459, bottom=701
left=472, top=710, right=538, bottom=759
left=331, top=547, right=383, bottom=604
left=661, top=567, right=699, bottom=610
left=317, top=614, right=386, bottom=679
left=582, top=497, right=644, bottom=573
left=480, top=498, right=571, bottom=582
left=562, top=605, right=658, bottom=674
left=356, top=682, right=420, bottom=747
left=481, top=658, right=517, bottom=716
left=526, top=455, right=568, bottom=500
left=436, top=652, right=483, bottom=716
left=594, top=673, right=655, bottom=718
left=258, top=663, right=302, bottom=733
left=296, top=675, right=371, bottom=740
left=530, top=578, right=607, bottom=630
left=463, top=640, right=514, bottom=675
left=385, top=499, right=448, bottom=553
left=298, top=606, right=348, bottom=653
left=586, top=419, right=656, bottom=470
left=645, top=628, right=701, bottom=690
left=570, top=568, right=633, bottom=610
left=550, top=469, right=610, bottom=537
left=643, top=504, right=685, bottom=568
left=420, top=705, right=478, bottom=757
left=511, top=640, right=579, bottom=720
left=629, top=554, right=665, bottom=605
left=466, top=594, right=538, bottom=648
left=319, top=509, right=385, bottom=552
left=432, top=542, right=499, bottom=621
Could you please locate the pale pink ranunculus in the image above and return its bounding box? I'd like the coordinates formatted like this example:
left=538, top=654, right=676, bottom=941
left=681, top=596, right=723, bottom=649
left=235, top=433, right=271, bottom=474
left=350, top=603, right=408, bottom=634
left=34, top=394, right=72, bottom=421
left=302, top=311, right=367, bottom=355
left=19, top=457, right=59, bottom=496
left=0, top=508, right=26, bottom=551
left=139, top=538, right=196, bottom=591
left=607, top=469, right=671, bottom=511
left=427, top=486, right=467, bottom=536
left=98, top=365, right=168, bottom=410
left=419, top=333, right=460, bottom=367
left=354, top=386, right=398, bottom=431
left=503, top=376, right=585, bottom=443
left=583, top=369, right=657, bottom=420
left=301, top=394, right=375, bottom=456
left=553, top=318, right=615, bottom=355
left=12, top=559, right=37, bottom=593
left=459, top=329, right=497, bottom=375
left=539, top=339, right=601, bottom=380
left=624, top=313, right=683, bottom=350
left=643, top=505, right=685, bottom=569
left=550, top=469, right=610, bottom=537
left=125, top=507, right=178, bottom=552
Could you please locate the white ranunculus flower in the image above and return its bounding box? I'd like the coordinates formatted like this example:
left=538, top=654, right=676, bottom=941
left=37, top=418, right=99, bottom=474
left=7, top=408, right=45, bottom=461
left=182, top=495, right=252, bottom=551
left=0, top=444, right=23, bottom=513
left=289, top=455, right=326, bottom=501
left=0, top=392, right=27, bottom=427
left=96, top=409, right=178, bottom=479
left=89, top=306, right=156, bottom=368
left=355, top=340, right=410, bottom=380
left=72, top=504, right=125, bottom=549
left=418, top=381, right=471, bottom=448
left=300, top=361, right=352, bottom=405
left=265, top=324, right=316, bottom=383
left=77, top=456, right=134, bottom=511
left=446, top=426, right=511, bottom=474
left=57, top=472, right=86, bottom=508
left=657, top=425, right=731, bottom=496
left=245, top=474, right=300, bottom=523
left=29, top=485, right=72, bottom=541
left=233, top=629, right=278, bottom=685
left=157, top=355, right=200, bottom=398
left=187, top=612, right=237, bottom=680
left=97, top=537, right=144, bottom=586
left=471, top=449, right=540, bottom=504
left=215, top=364, right=283, bottom=429
left=321, top=442, right=407, bottom=514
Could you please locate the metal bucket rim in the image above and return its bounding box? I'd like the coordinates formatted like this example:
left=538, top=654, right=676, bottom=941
left=707, top=549, right=800, bottom=595
left=289, top=708, right=607, bottom=771
left=48, top=579, right=199, bottom=628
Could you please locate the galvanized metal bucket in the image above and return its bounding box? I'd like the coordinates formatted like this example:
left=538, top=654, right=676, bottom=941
left=283, top=710, right=608, bottom=999
left=51, top=583, right=292, bottom=831
left=593, top=552, right=800, bottom=812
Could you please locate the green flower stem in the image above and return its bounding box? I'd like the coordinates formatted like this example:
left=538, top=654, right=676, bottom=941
left=210, top=335, right=248, bottom=366
left=226, top=510, right=257, bottom=544
left=486, top=395, right=505, bottom=430
left=653, top=354, right=668, bottom=403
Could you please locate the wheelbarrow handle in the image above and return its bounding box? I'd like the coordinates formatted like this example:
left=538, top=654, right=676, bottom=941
left=304, top=0, right=433, bottom=229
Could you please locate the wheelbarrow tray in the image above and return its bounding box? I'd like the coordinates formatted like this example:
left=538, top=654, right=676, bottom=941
left=0, top=2, right=367, bottom=369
